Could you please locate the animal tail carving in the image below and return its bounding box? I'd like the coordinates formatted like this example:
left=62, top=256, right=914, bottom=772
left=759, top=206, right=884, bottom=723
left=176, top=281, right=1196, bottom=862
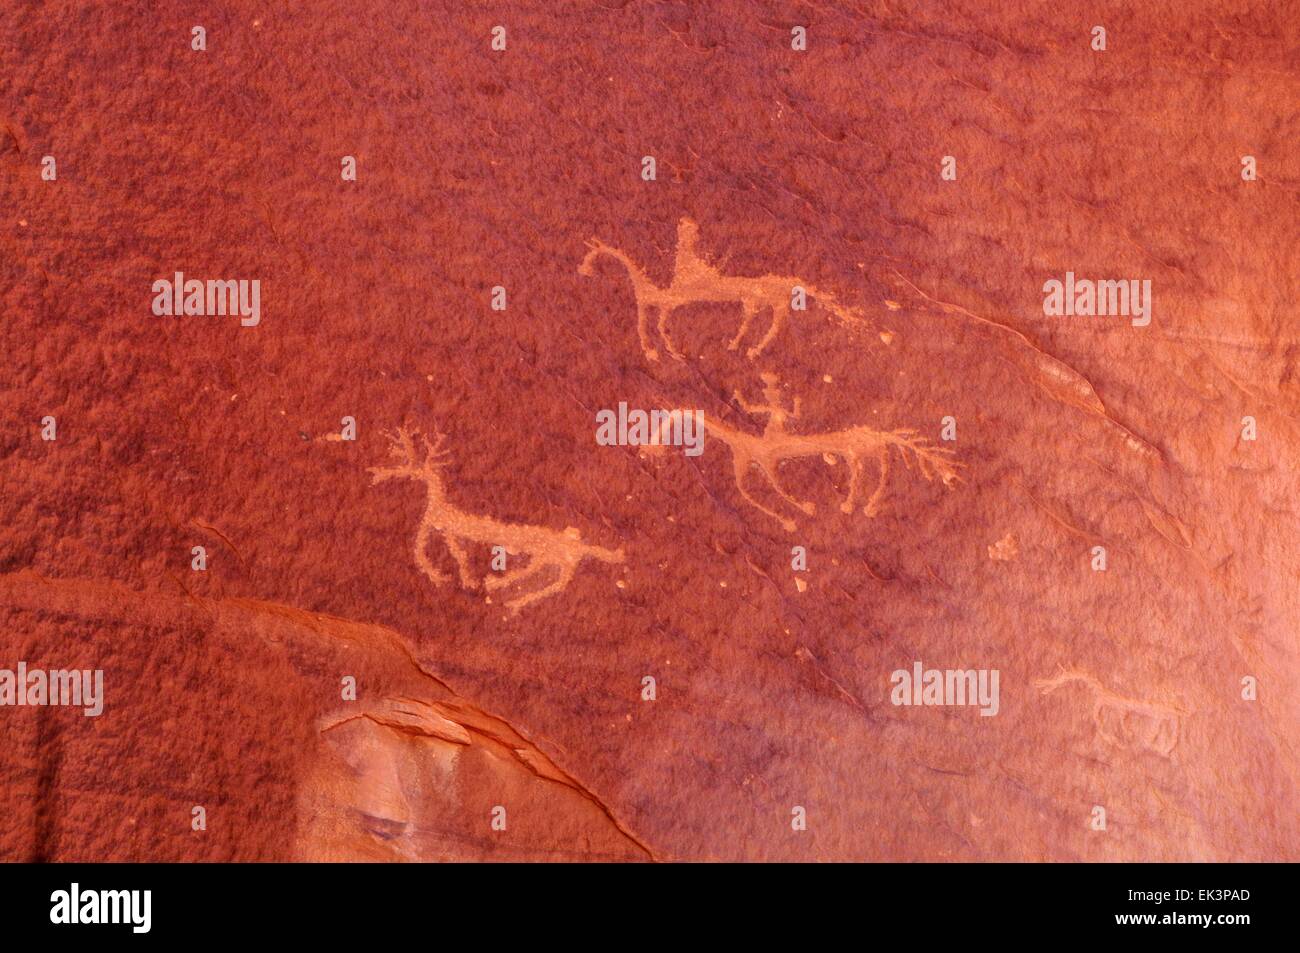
left=562, top=526, right=625, bottom=564
left=807, top=286, right=869, bottom=329
left=885, top=429, right=963, bottom=488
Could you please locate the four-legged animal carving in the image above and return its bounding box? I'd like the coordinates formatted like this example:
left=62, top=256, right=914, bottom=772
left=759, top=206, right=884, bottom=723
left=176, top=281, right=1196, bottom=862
left=663, top=373, right=961, bottom=532
left=1034, top=669, right=1182, bottom=758
left=579, top=218, right=867, bottom=361
left=370, top=428, right=625, bottom=614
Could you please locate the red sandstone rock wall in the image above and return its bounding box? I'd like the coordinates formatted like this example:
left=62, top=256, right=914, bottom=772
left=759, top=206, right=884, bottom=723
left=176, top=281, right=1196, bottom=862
left=0, top=1, right=1296, bottom=861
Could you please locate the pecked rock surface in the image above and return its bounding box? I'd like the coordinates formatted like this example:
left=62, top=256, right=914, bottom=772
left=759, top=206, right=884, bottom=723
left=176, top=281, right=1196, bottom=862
left=0, top=2, right=1296, bottom=861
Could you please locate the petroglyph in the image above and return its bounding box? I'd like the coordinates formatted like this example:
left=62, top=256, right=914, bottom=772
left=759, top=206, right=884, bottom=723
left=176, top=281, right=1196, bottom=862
left=579, top=218, right=867, bottom=361
left=370, top=427, right=624, bottom=614
left=1034, top=669, right=1182, bottom=758
left=656, top=374, right=961, bottom=532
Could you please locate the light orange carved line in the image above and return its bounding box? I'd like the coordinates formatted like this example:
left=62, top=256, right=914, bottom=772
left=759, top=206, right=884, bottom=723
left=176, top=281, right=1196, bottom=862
left=370, top=427, right=624, bottom=614
left=1035, top=669, right=1183, bottom=758
left=653, top=374, right=961, bottom=532
left=579, top=217, right=869, bottom=361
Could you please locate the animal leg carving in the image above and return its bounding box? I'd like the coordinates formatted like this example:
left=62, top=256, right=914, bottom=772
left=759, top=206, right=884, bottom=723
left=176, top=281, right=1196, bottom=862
left=1148, top=714, right=1179, bottom=757
left=656, top=302, right=686, bottom=361
left=503, top=561, right=575, bottom=615
left=732, top=455, right=798, bottom=532
left=840, top=451, right=861, bottom=514
left=484, top=558, right=546, bottom=592
left=637, top=300, right=659, bottom=362
left=748, top=302, right=788, bottom=360
left=863, top=445, right=892, bottom=517
left=758, top=459, right=816, bottom=516
left=413, top=526, right=450, bottom=586
left=728, top=300, right=759, bottom=352
left=443, top=534, right=477, bottom=589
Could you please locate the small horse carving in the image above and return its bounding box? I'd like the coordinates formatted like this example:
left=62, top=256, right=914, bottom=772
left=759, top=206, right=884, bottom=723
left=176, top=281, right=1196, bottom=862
left=653, top=374, right=961, bottom=531
left=580, top=218, right=867, bottom=361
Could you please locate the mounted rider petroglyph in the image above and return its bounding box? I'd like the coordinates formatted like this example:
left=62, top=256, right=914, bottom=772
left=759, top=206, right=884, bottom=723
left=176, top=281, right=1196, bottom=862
left=579, top=218, right=868, bottom=361
left=653, top=374, right=962, bottom=532
left=370, top=427, right=624, bottom=614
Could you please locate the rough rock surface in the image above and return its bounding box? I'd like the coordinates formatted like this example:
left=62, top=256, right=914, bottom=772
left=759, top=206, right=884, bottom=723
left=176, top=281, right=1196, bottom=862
left=1, top=2, right=1296, bottom=861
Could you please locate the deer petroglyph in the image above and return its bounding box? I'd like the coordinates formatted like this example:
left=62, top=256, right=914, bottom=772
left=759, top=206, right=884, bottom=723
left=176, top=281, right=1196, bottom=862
left=370, top=428, right=624, bottom=614
left=579, top=218, right=868, bottom=361
left=655, top=374, right=962, bottom=532
left=1034, top=669, right=1182, bottom=758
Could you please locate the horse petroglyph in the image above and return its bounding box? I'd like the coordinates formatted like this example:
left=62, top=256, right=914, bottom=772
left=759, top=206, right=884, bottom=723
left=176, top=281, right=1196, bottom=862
left=579, top=218, right=868, bottom=361
left=1034, top=669, right=1182, bottom=758
left=370, top=427, right=625, bottom=614
left=654, top=374, right=962, bottom=532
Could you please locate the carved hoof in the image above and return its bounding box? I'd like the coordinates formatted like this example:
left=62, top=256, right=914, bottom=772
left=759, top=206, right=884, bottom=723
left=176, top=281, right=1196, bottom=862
left=745, top=348, right=762, bottom=360
left=801, top=502, right=816, bottom=516
left=839, top=501, right=854, bottom=515
left=782, top=519, right=798, bottom=533
left=645, top=349, right=660, bottom=362
left=726, top=340, right=741, bottom=351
